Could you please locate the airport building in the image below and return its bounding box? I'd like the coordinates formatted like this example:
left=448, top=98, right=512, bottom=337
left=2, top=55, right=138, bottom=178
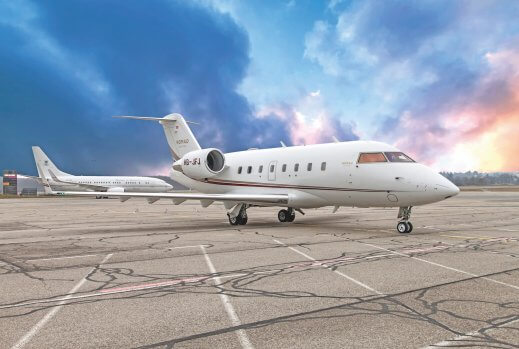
left=1, top=170, right=43, bottom=195
left=2, top=170, right=17, bottom=195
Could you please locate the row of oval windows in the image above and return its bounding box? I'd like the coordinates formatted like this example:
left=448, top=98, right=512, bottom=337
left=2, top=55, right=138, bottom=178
left=238, top=162, right=327, bottom=174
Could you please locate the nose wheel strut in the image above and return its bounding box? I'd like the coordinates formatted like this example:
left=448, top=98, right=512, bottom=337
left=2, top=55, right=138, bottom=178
left=397, top=206, right=413, bottom=233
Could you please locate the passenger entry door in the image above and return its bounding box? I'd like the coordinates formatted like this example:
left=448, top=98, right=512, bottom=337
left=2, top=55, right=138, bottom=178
left=268, top=161, right=277, bottom=181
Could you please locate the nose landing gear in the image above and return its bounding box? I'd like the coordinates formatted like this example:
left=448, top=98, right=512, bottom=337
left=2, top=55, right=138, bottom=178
left=397, top=206, right=413, bottom=233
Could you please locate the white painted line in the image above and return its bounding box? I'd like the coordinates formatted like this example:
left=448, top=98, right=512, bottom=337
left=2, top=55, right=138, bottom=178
left=27, top=254, right=99, bottom=262
left=0, top=272, right=274, bottom=311
left=10, top=253, right=113, bottom=349
left=361, top=242, right=519, bottom=291
left=422, top=316, right=519, bottom=348
left=200, top=245, right=254, bottom=349
left=273, top=239, right=383, bottom=295
left=167, top=244, right=210, bottom=250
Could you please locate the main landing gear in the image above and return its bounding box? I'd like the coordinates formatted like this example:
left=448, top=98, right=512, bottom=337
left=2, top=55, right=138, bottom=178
left=228, top=205, right=248, bottom=225
left=278, top=208, right=296, bottom=223
left=227, top=206, right=300, bottom=226
left=397, top=206, right=413, bottom=234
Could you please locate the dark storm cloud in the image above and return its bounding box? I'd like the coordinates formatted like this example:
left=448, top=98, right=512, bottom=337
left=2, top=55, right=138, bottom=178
left=0, top=0, right=290, bottom=175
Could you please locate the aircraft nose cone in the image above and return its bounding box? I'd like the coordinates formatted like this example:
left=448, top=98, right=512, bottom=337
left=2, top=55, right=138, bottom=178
left=435, top=179, right=459, bottom=199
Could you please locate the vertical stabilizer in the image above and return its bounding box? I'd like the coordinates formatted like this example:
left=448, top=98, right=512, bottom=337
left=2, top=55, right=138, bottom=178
left=32, top=146, right=71, bottom=179
left=114, top=113, right=201, bottom=160
left=159, top=113, right=201, bottom=159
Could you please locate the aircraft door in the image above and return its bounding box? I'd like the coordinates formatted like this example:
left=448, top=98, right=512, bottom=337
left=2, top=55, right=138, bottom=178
left=268, top=161, right=277, bottom=181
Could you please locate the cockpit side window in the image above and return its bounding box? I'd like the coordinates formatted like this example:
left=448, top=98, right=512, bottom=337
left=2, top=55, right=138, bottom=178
left=384, top=152, right=415, bottom=162
left=357, top=152, right=387, bottom=163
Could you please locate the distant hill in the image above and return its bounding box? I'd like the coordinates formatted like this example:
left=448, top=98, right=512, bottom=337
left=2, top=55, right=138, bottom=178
left=441, top=171, right=519, bottom=186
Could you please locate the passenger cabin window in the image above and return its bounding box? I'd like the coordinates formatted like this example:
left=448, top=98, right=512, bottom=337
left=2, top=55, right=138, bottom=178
left=238, top=166, right=242, bottom=174
left=294, top=163, right=299, bottom=172
left=259, top=165, right=263, bottom=173
left=307, top=163, right=312, bottom=171
left=384, top=152, right=415, bottom=162
left=282, top=164, right=287, bottom=172
left=247, top=166, right=252, bottom=174
left=321, top=162, right=326, bottom=171
left=270, top=164, right=275, bottom=173
left=357, top=153, right=387, bottom=163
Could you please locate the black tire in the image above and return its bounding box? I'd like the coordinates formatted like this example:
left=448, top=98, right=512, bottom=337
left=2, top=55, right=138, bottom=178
left=407, top=222, right=413, bottom=233
left=278, top=209, right=288, bottom=222
left=397, top=222, right=409, bottom=234
left=238, top=215, right=248, bottom=225
left=228, top=214, right=239, bottom=226
left=287, top=214, right=295, bottom=222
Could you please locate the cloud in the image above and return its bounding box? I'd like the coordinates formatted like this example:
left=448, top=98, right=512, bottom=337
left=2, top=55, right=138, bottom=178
left=304, top=0, right=519, bottom=171
left=257, top=91, right=359, bottom=145
left=0, top=0, right=292, bottom=175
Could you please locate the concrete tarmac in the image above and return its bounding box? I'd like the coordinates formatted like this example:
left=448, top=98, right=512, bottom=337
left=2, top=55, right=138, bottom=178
left=0, top=192, right=518, bottom=348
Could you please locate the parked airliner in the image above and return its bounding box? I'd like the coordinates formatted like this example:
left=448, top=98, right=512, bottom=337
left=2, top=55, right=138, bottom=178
left=33, top=146, right=173, bottom=195
left=56, top=113, right=459, bottom=233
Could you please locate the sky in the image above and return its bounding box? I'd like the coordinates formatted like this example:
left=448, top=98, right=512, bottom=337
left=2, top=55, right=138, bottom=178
left=1, top=0, right=519, bottom=175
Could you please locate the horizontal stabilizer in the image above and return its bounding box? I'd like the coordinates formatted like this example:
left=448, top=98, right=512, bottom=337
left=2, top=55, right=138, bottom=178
left=113, top=116, right=199, bottom=125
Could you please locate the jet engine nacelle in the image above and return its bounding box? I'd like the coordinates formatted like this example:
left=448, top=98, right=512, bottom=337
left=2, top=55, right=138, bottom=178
left=176, top=148, right=226, bottom=180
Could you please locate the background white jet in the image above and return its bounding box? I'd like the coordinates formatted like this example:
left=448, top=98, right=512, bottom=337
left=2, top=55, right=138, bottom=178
left=33, top=146, right=173, bottom=195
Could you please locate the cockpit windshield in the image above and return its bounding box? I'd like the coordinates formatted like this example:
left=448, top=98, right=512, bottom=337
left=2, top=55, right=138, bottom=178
left=384, top=152, right=415, bottom=162
left=357, top=152, right=387, bottom=163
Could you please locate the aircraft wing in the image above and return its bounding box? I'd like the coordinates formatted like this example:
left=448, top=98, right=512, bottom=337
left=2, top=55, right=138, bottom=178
left=51, top=178, right=109, bottom=191
left=54, top=191, right=289, bottom=206
left=47, top=170, right=109, bottom=191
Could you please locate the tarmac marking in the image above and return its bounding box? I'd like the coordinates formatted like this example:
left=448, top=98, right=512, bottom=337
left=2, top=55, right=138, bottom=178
left=167, top=244, right=211, bottom=250
left=273, top=239, right=384, bottom=295
left=10, top=253, right=113, bottom=349
left=422, top=315, right=519, bottom=348
left=440, top=234, right=496, bottom=240
left=361, top=242, right=519, bottom=291
left=26, top=254, right=99, bottom=262
left=200, top=245, right=254, bottom=349
left=0, top=273, right=253, bottom=310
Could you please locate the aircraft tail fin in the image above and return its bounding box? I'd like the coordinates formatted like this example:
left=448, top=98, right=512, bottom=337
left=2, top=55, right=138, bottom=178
left=114, top=113, right=201, bottom=159
left=32, top=146, right=71, bottom=179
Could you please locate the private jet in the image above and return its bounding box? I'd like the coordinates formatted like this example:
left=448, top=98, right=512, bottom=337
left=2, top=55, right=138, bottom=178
left=56, top=114, right=459, bottom=233
left=33, top=146, right=173, bottom=195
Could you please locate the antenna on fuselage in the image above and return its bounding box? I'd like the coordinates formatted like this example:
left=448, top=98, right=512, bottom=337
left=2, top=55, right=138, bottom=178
left=280, top=141, right=287, bottom=148
left=332, top=136, right=339, bottom=143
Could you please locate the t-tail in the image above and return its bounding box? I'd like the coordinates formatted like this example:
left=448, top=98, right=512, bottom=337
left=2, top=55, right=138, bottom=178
left=32, top=146, right=71, bottom=180
left=114, top=113, right=201, bottom=159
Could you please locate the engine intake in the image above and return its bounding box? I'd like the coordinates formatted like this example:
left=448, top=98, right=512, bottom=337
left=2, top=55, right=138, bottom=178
left=175, top=148, right=226, bottom=180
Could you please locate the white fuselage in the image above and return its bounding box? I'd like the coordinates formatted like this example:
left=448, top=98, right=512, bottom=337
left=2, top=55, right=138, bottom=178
left=171, top=141, right=459, bottom=208
left=48, top=176, right=172, bottom=193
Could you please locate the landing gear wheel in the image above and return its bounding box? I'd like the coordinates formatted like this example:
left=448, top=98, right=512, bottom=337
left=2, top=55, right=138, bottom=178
left=406, top=222, right=413, bottom=233
left=228, top=214, right=239, bottom=226
left=237, top=215, right=248, bottom=225
left=397, top=222, right=410, bottom=234
left=278, top=209, right=288, bottom=222
left=287, top=213, right=295, bottom=222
